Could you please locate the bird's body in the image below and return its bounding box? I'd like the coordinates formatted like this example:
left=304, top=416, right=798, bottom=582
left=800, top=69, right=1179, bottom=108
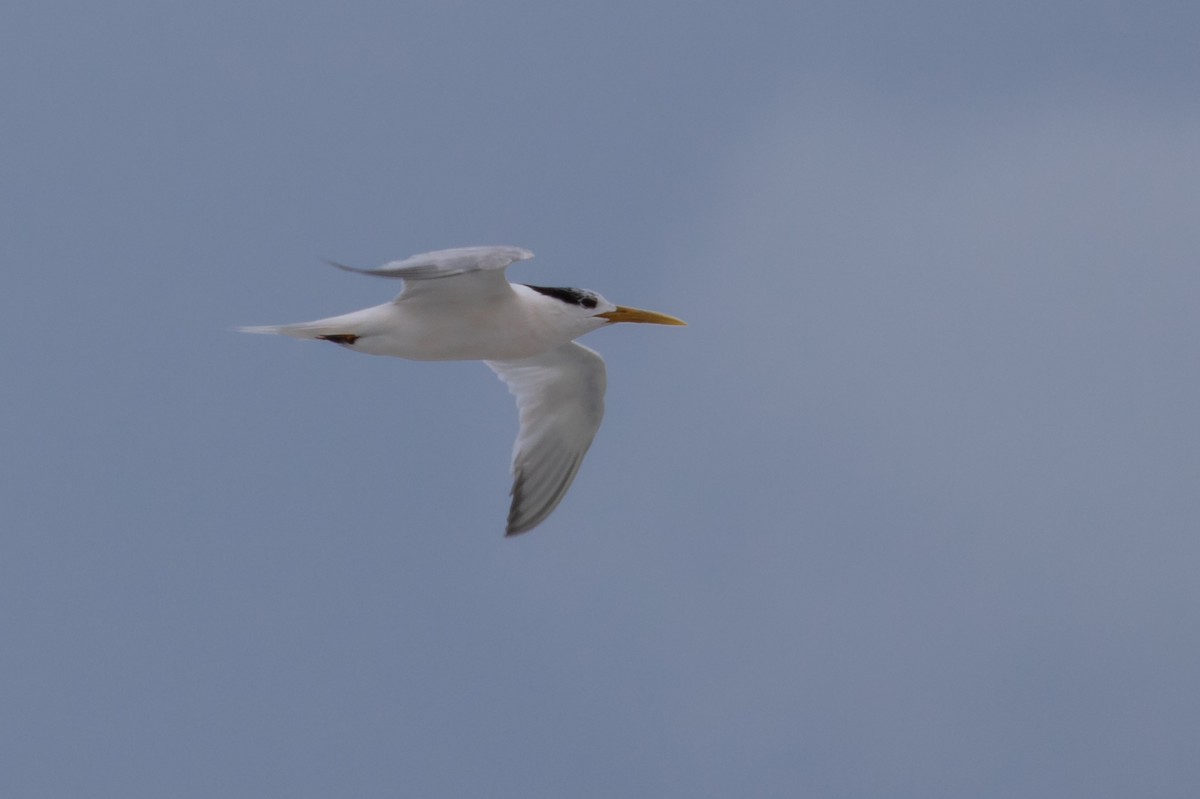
left=241, top=246, right=684, bottom=535
left=259, top=283, right=598, bottom=361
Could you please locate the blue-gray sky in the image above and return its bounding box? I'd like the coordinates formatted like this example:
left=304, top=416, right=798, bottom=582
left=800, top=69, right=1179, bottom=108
left=3, top=2, right=1199, bottom=797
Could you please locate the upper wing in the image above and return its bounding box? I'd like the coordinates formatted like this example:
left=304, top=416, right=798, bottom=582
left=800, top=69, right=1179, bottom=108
left=327, top=246, right=534, bottom=303
left=486, top=342, right=607, bottom=536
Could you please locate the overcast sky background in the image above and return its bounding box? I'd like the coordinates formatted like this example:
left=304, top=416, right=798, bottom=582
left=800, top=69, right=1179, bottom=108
left=3, top=2, right=1199, bottom=797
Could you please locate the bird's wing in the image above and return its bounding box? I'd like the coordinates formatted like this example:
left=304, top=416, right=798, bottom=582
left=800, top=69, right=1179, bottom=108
left=486, top=342, right=607, bottom=536
left=327, top=246, right=534, bottom=303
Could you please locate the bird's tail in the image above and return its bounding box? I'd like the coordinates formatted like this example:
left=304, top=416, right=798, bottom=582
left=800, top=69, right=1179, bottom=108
left=237, top=322, right=326, bottom=338
left=237, top=305, right=387, bottom=342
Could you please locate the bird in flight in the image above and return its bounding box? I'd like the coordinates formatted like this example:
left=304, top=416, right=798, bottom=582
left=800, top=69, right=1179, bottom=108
left=241, top=246, right=685, bottom=536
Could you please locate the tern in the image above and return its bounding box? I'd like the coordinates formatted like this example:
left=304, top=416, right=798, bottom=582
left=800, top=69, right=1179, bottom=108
left=241, top=245, right=685, bottom=536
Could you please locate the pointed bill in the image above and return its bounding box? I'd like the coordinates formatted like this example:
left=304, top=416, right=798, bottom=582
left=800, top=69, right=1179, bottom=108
left=596, top=306, right=687, bottom=325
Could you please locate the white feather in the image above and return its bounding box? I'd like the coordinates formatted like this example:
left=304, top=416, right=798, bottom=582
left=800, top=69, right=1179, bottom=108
left=486, top=343, right=607, bottom=536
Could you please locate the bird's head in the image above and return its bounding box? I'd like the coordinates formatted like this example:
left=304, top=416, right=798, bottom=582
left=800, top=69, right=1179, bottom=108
left=525, top=284, right=686, bottom=336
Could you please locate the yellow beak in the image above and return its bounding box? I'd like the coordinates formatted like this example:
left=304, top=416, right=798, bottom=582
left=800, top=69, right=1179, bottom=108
left=596, top=306, right=687, bottom=326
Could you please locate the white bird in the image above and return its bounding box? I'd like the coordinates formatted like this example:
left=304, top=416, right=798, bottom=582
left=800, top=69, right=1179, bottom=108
left=241, top=245, right=685, bottom=536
